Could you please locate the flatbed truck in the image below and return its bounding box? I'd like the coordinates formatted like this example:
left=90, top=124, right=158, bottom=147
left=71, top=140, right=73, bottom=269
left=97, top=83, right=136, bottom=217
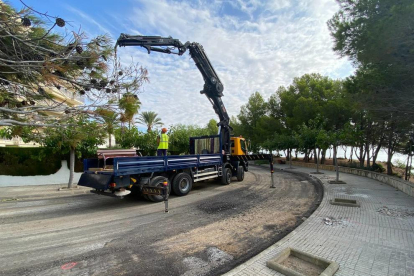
left=77, top=35, right=272, bottom=201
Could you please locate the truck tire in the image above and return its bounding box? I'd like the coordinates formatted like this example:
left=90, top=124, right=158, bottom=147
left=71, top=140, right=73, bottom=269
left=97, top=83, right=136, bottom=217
left=237, top=166, right=244, bottom=181
left=221, top=167, right=231, bottom=185
left=172, top=172, right=193, bottom=196
left=147, top=176, right=169, bottom=202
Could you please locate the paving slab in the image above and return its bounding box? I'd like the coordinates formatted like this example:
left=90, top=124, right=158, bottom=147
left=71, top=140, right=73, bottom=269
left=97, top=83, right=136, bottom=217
left=224, top=164, right=414, bottom=276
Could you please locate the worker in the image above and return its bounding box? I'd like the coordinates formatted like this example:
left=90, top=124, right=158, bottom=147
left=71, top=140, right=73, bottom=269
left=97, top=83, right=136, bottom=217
left=157, top=128, right=169, bottom=156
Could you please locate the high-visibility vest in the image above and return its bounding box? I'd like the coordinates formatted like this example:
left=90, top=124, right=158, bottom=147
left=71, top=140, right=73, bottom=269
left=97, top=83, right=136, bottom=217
left=158, top=133, right=169, bottom=150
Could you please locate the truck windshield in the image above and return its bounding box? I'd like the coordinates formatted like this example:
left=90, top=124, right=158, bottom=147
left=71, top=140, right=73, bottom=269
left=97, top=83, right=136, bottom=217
left=190, top=136, right=221, bottom=154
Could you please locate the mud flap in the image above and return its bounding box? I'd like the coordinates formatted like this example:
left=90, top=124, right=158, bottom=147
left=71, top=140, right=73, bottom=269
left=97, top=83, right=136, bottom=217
left=77, top=173, right=112, bottom=190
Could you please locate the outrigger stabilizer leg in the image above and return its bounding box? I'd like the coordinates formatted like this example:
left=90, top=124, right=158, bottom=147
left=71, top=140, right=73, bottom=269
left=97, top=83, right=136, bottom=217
left=270, top=156, right=276, bottom=188
left=163, top=181, right=169, bottom=213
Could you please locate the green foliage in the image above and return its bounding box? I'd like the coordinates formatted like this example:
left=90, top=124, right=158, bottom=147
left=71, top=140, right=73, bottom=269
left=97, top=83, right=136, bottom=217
left=115, top=124, right=213, bottom=156
left=0, top=2, right=112, bottom=107
left=114, top=127, right=158, bottom=156
left=0, top=147, right=61, bottom=176
left=114, top=127, right=139, bottom=149
left=372, top=163, right=385, bottom=173
left=0, top=128, right=12, bottom=139
left=230, top=116, right=242, bottom=136
left=231, top=74, right=355, bottom=156
left=168, top=124, right=210, bottom=154
left=278, top=74, right=351, bottom=131
left=95, top=108, right=118, bottom=147
left=206, top=119, right=218, bottom=135
left=137, top=111, right=163, bottom=132
left=23, top=116, right=106, bottom=159
left=0, top=2, right=148, bottom=129
left=237, top=92, right=268, bottom=152
left=265, top=133, right=299, bottom=152
left=119, top=93, right=141, bottom=127
left=136, top=131, right=158, bottom=156
left=328, top=0, right=414, bottom=120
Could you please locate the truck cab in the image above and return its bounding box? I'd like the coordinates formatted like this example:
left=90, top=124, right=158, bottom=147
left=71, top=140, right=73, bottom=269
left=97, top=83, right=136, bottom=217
left=230, top=136, right=248, bottom=156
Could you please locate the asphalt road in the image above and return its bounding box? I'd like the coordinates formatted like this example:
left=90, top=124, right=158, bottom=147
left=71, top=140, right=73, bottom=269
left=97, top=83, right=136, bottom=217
left=0, top=166, right=322, bottom=276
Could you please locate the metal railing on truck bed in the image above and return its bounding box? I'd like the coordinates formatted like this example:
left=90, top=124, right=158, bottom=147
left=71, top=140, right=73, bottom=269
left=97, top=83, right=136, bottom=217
left=83, top=154, right=223, bottom=177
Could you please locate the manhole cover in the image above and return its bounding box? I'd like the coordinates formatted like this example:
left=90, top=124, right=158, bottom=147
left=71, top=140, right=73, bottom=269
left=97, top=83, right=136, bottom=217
left=328, top=180, right=347, bottom=184
left=330, top=198, right=360, bottom=207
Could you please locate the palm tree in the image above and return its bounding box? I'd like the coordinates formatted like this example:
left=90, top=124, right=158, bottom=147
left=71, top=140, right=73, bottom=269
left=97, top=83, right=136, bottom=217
left=95, top=108, right=118, bottom=147
left=138, top=111, right=163, bottom=132
left=119, top=93, right=141, bottom=129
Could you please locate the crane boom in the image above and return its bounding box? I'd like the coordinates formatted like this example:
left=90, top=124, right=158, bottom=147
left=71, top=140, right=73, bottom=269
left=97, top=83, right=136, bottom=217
left=116, top=34, right=232, bottom=155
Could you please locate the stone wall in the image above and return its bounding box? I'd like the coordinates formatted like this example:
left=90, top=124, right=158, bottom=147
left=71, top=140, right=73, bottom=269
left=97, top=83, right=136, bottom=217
left=289, top=161, right=414, bottom=197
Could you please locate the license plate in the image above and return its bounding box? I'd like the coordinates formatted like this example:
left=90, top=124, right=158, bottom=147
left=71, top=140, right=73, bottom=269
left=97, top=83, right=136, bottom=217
left=142, top=187, right=164, bottom=195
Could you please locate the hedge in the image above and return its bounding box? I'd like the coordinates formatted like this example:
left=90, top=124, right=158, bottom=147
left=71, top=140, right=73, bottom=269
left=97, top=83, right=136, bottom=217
left=0, top=147, right=61, bottom=176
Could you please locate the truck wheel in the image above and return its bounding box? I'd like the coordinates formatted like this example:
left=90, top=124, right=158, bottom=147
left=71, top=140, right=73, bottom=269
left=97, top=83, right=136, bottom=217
left=147, top=176, right=169, bottom=202
left=172, top=172, right=193, bottom=196
left=237, top=166, right=244, bottom=181
left=221, top=167, right=231, bottom=185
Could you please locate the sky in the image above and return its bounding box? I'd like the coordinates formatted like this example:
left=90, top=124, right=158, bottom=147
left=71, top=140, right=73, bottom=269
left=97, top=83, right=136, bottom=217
left=8, top=0, right=354, bottom=130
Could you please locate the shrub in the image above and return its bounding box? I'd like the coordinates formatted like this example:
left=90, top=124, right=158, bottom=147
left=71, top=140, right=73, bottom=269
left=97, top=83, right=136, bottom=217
left=371, top=163, right=385, bottom=173
left=0, top=147, right=61, bottom=176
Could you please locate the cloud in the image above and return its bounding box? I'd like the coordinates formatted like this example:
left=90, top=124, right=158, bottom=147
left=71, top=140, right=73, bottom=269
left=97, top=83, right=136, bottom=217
left=77, top=0, right=354, bottom=129
left=63, top=5, right=114, bottom=37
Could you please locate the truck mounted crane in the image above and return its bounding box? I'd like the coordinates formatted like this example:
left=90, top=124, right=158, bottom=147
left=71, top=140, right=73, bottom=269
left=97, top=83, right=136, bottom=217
left=76, top=34, right=274, bottom=203
left=116, top=34, right=232, bottom=159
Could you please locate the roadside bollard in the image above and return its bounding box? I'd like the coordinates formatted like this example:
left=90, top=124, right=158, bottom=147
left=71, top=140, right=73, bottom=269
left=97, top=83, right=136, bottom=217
left=270, top=162, right=275, bottom=188
left=163, top=181, right=169, bottom=213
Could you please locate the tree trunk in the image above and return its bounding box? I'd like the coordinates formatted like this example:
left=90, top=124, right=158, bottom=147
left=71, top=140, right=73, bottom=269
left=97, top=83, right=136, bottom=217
left=334, top=144, right=340, bottom=181
left=316, top=147, right=320, bottom=173
left=386, top=122, right=396, bottom=176
left=314, top=148, right=317, bottom=164
left=405, top=156, right=410, bottom=181
left=343, top=146, right=347, bottom=160
left=68, top=148, right=75, bottom=188
left=289, top=148, right=293, bottom=169
left=372, top=142, right=382, bottom=165
left=366, top=141, right=370, bottom=169
left=359, top=145, right=365, bottom=168
left=108, top=133, right=112, bottom=148
left=386, top=148, right=393, bottom=175
left=321, top=149, right=326, bottom=164
left=350, top=146, right=353, bottom=163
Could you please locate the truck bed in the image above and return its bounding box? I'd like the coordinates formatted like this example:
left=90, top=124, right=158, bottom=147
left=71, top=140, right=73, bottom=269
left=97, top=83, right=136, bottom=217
left=83, top=153, right=223, bottom=177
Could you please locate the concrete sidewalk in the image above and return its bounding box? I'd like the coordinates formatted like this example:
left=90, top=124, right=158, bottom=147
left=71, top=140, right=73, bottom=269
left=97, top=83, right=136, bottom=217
left=224, top=164, right=414, bottom=276
left=0, top=184, right=91, bottom=201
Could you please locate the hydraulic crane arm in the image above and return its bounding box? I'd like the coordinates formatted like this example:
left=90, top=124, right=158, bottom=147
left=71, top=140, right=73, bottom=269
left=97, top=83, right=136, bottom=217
left=116, top=34, right=232, bottom=154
